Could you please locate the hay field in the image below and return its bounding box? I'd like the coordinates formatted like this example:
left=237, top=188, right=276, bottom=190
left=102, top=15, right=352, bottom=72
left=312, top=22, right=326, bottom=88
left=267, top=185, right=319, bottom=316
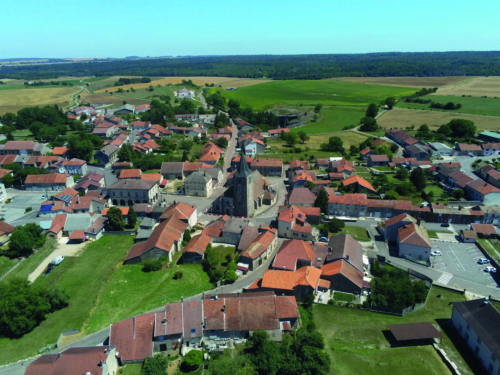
left=96, top=76, right=271, bottom=93
left=378, top=108, right=500, bottom=131
left=328, top=76, right=466, bottom=88
left=81, top=93, right=150, bottom=107
left=435, top=76, right=500, bottom=97
left=0, top=87, right=77, bottom=114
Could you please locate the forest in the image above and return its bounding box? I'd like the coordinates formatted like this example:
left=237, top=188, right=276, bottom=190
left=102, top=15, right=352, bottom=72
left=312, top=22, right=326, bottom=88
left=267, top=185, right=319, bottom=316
left=2, top=52, right=500, bottom=80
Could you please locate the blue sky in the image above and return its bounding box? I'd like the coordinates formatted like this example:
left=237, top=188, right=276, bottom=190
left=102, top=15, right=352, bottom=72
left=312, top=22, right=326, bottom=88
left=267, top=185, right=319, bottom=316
left=2, top=0, right=499, bottom=58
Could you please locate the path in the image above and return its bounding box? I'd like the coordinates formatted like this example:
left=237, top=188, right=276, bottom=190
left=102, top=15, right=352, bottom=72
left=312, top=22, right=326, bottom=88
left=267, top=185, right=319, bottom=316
left=28, top=238, right=87, bottom=282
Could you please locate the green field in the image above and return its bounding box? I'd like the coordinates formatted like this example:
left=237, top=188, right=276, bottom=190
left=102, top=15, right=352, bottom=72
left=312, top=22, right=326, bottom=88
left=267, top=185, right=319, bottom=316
left=477, top=238, right=500, bottom=262
left=397, top=94, right=500, bottom=117
left=342, top=225, right=371, bottom=242
left=211, top=80, right=417, bottom=110
left=314, top=286, right=472, bottom=375
left=107, top=85, right=182, bottom=101
left=290, top=106, right=366, bottom=134
left=0, top=235, right=213, bottom=365
left=0, top=256, right=17, bottom=278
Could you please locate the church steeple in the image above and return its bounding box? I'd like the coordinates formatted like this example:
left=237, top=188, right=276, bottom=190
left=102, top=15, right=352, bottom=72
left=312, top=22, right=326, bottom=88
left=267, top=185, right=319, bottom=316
left=236, top=153, right=252, bottom=177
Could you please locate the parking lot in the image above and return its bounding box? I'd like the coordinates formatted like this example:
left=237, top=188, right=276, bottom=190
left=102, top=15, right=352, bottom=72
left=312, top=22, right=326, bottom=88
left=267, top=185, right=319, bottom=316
left=0, top=189, right=45, bottom=223
left=431, top=240, right=498, bottom=288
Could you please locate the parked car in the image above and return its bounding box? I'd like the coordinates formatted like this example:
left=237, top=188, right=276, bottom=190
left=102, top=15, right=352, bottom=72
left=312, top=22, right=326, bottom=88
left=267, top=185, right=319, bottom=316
left=484, top=266, right=497, bottom=273
left=478, top=258, right=490, bottom=264
left=319, top=236, right=328, bottom=242
left=51, top=255, right=64, bottom=266
left=44, top=266, right=54, bottom=275
left=431, top=250, right=442, bottom=256
left=440, top=223, right=450, bottom=228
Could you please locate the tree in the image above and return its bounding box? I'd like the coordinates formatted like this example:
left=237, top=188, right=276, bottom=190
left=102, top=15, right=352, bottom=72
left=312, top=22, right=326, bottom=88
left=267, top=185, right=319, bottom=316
left=7, top=224, right=45, bottom=258
left=1, top=174, right=13, bottom=188
left=410, top=167, right=427, bottom=191
left=416, top=124, right=432, bottom=140
left=118, top=144, right=134, bottom=162
left=142, top=354, right=168, bottom=375
left=314, top=188, right=329, bottom=214
left=365, top=103, right=378, bottom=118
left=314, top=103, right=323, bottom=113
left=452, top=189, right=465, bottom=200
left=181, top=350, right=202, bottom=372
left=396, top=181, right=416, bottom=196
left=216, top=137, right=228, bottom=149
left=447, top=118, right=476, bottom=139
left=106, top=207, right=125, bottom=231
left=384, top=97, right=396, bottom=109
left=395, top=167, right=409, bottom=180
left=183, top=229, right=192, bottom=242
left=359, top=116, right=379, bottom=132
left=328, top=218, right=345, bottom=233
left=282, top=132, right=298, bottom=146
left=127, top=206, right=137, bottom=227
left=297, top=130, right=309, bottom=143
left=320, top=136, right=344, bottom=153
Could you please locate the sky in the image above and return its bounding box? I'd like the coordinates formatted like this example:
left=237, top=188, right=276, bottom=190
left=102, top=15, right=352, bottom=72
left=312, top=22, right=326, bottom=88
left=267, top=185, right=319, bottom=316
left=2, top=0, right=499, bottom=58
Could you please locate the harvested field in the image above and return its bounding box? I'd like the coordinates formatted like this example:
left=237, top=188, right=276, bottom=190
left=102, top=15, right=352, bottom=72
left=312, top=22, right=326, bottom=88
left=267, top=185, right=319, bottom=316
left=96, top=76, right=270, bottom=93
left=378, top=107, right=500, bottom=131
left=81, top=93, right=150, bottom=107
left=435, top=76, right=500, bottom=97
left=0, top=87, right=77, bottom=114
left=328, top=76, right=466, bottom=88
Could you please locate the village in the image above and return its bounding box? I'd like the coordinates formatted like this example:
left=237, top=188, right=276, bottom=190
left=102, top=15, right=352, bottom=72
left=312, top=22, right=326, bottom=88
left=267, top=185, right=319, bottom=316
left=0, top=86, right=500, bottom=375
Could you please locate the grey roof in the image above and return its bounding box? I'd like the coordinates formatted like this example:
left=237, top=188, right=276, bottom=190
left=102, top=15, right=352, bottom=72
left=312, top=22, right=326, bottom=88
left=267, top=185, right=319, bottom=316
left=237, top=225, right=259, bottom=251
left=453, top=299, right=500, bottom=358
left=99, top=144, right=119, bottom=156
left=429, top=142, right=452, bottom=152
left=136, top=228, right=154, bottom=241
left=108, top=179, right=156, bottom=190
left=185, top=171, right=211, bottom=184
left=140, top=217, right=155, bottom=229
left=161, top=162, right=184, bottom=175
left=114, top=104, right=135, bottom=112
left=223, top=218, right=248, bottom=234
left=406, top=144, right=430, bottom=154
left=86, top=216, right=106, bottom=234
left=64, top=213, right=93, bottom=232
left=199, top=167, right=221, bottom=181
left=327, top=234, right=363, bottom=271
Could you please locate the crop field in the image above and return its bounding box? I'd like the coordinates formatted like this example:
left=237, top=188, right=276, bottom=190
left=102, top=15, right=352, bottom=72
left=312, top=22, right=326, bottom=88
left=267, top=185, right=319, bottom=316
left=211, top=80, right=417, bottom=111
left=81, top=93, right=150, bottom=107
left=436, top=76, right=500, bottom=97
left=289, top=106, right=366, bottom=134
left=0, top=86, right=77, bottom=114
left=328, top=76, right=465, bottom=88
left=377, top=108, right=500, bottom=131
left=397, top=94, right=500, bottom=117
left=96, top=76, right=270, bottom=93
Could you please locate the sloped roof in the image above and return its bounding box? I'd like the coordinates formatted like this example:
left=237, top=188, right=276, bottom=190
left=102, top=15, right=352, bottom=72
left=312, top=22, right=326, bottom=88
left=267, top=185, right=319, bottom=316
left=385, top=213, right=416, bottom=228
left=398, top=223, right=432, bottom=249
left=119, top=169, right=142, bottom=179
left=273, top=239, right=315, bottom=271
left=327, top=234, right=363, bottom=271
left=25, top=173, right=69, bottom=185
left=262, top=266, right=321, bottom=291
left=329, top=193, right=368, bottom=205
left=471, top=223, right=497, bottom=235
left=110, top=313, right=155, bottom=362
left=182, top=233, right=211, bottom=256
left=159, top=202, right=196, bottom=222
left=0, top=221, right=15, bottom=237
left=467, top=179, right=500, bottom=196
left=321, top=259, right=364, bottom=289
left=342, top=175, right=377, bottom=193
left=240, top=230, right=276, bottom=260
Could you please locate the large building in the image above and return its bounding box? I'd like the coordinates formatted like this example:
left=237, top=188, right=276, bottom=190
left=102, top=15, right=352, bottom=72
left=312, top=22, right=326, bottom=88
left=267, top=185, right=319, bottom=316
left=106, top=179, right=160, bottom=206
left=213, top=155, right=275, bottom=217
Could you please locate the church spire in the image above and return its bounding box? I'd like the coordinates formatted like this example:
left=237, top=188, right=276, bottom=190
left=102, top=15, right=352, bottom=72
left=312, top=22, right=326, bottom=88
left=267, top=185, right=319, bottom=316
left=236, top=153, right=252, bottom=177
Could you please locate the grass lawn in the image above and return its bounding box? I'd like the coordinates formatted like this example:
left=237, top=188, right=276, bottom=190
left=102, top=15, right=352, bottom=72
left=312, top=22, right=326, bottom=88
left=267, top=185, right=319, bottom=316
left=120, top=363, right=143, bottom=375
left=12, top=129, right=34, bottom=139
left=342, top=225, right=371, bottom=242
left=397, top=94, right=500, bottom=117
left=314, top=286, right=473, bottom=375
left=109, top=85, right=180, bottom=101
left=84, top=253, right=212, bottom=333
left=0, top=235, right=134, bottom=365
left=477, top=239, right=500, bottom=262
left=0, top=255, right=17, bottom=278
left=427, top=230, right=452, bottom=239
left=210, top=245, right=237, bottom=275
left=3, top=238, right=58, bottom=281
left=289, top=106, right=366, bottom=134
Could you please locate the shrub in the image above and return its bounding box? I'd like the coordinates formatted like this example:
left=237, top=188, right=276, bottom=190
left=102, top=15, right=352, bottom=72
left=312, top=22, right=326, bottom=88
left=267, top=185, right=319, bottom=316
left=142, top=259, right=162, bottom=272
left=173, top=271, right=183, bottom=280
left=181, top=350, right=202, bottom=372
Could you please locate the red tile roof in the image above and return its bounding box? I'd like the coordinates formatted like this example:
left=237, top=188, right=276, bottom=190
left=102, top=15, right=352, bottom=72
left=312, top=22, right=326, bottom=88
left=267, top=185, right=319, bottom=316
left=273, top=239, right=315, bottom=271
left=398, top=223, right=431, bottom=248
left=52, top=146, right=69, bottom=156
left=119, top=169, right=142, bottom=179
left=449, top=171, right=475, bottom=188
left=467, top=179, right=500, bottom=196
left=342, top=175, right=376, bottom=193
left=269, top=128, right=290, bottom=134
left=0, top=168, right=12, bottom=179
left=262, top=266, right=321, bottom=291
left=329, top=193, right=368, bottom=205
left=251, top=158, right=283, bottom=167
left=182, top=233, right=211, bottom=255
left=69, top=230, right=85, bottom=240
left=103, top=207, right=129, bottom=216
left=360, top=148, right=372, bottom=155
left=141, top=173, right=162, bottom=182
left=384, top=213, right=416, bottom=227
left=2, top=140, right=37, bottom=151
left=0, top=221, right=15, bottom=237
left=457, top=143, right=482, bottom=152
left=25, top=173, right=69, bottom=185
left=471, top=223, right=497, bottom=236
left=159, top=202, right=196, bottom=222
left=110, top=313, right=155, bottom=362
left=48, top=214, right=67, bottom=234
left=321, top=259, right=364, bottom=289
left=240, top=230, right=276, bottom=260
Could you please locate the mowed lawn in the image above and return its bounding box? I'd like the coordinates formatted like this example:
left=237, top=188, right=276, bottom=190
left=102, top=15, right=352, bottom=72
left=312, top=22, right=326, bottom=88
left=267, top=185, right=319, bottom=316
left=84, top=257, right=212, bottom=333
left=211, top=80, right=417, bottom=110
left=314, top=287, right=472, bottom=375
left=290, top=106, right=366, bottom=134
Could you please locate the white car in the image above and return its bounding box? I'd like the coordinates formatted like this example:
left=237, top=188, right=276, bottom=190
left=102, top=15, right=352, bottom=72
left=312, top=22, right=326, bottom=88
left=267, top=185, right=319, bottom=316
left=478, top=258, right=490, bottom=265
left=51, top=256, right=64, bottom=266
left=431, top=250, right=442, bottom=256
left=484, top=266, right=497, bottom=273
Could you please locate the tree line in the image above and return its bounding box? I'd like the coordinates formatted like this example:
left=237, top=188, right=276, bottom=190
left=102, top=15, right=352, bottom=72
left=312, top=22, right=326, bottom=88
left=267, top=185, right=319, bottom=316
left=3, top=52, right=500, bottom=80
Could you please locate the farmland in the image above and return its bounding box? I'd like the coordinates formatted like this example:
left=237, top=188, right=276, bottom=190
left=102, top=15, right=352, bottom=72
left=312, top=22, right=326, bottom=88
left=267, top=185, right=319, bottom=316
left=329, top=76, right=466, bottom=88
left=435, top=76, right=500, bottom=97
left=0, top=86, right=78, bottom=114
left=377, top=107, right=500, bottom=131
left=397, top=94, right=500, bottom=117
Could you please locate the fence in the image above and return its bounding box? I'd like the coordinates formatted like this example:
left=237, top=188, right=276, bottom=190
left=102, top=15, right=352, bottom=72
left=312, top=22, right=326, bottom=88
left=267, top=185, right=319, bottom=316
left=104, top=230, right=137, bottom=236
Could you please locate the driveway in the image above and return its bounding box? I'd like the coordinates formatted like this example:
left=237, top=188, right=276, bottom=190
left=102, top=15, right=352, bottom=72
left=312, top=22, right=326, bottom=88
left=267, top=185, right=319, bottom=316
left=28, top=238, right=88, bottom=282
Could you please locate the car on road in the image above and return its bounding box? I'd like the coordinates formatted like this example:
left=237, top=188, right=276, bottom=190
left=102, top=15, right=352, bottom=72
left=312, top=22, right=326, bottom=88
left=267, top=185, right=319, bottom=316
left=478, top=258, right=490, bottom=264
left=484, top=266, right=497, bottom=273
left=319, top=236, right=329, bottom=242
left=51, top=255, right=64, bottom=266
left=431, top=250, right=442, bottom=256
left=440, top=223, right=450, bottom=228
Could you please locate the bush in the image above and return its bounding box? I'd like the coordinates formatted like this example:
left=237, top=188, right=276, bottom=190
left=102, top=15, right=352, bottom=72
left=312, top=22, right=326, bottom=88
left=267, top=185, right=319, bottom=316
left=173, top=271, right=183, bottom=280
left=142, top=259, right=163, bottom=272
left=142, top=354, right=168, bottom=375
left=181, top=350, right=202, bottom=372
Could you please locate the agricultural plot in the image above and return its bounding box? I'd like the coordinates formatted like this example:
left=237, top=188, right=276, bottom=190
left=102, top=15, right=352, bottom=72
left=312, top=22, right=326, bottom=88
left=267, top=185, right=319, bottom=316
left=212, top=80, right=416, bottom=111
left=377, top=108, right=500, bottom=131
left=0, top=86, right=77, bottom=114
left=397, top=94, right=500, bottom=117
left=289, top=106, right=366, bottom=134
left=328, top=76, right=465, bottom=88
left=436, top=76, right=500, bottom=97
left=81, top=93, right=150, bottom=107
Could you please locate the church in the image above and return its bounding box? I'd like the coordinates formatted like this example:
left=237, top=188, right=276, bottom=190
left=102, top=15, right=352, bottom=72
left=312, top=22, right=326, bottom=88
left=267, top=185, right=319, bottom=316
left=212, top=155, right=276, bottom=217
